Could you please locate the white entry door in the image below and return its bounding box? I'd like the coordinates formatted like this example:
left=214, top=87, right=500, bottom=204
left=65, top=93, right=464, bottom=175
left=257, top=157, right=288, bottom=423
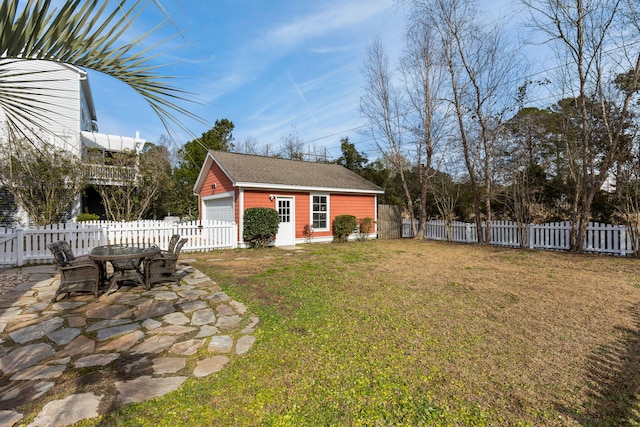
left=275, top=197, right=295, bottom=246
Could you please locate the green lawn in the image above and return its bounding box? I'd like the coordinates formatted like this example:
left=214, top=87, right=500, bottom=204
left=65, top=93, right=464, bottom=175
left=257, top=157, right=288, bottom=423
left=84, top=239, right=640, bottom=426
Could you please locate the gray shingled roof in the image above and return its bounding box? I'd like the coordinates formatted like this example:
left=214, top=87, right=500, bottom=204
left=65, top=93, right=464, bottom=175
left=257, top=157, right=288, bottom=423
left=210, top=150, right=383, bottom=193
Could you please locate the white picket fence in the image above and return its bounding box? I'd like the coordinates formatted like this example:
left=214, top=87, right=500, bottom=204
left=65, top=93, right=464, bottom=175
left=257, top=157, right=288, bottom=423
left=403, top=219, right=636, bottom=256
left=0, top=220, right=238, bottom=267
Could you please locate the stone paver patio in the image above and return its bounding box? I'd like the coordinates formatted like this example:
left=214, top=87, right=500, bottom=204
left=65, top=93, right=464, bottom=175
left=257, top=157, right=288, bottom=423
left=0, top=260, right=259, bottom=426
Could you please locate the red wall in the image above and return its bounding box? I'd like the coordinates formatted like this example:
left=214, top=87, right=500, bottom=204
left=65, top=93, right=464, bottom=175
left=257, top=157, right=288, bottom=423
left=197, top=159, right=378, bottom=241
left=242, top=190, right=376, bottom=239
left=199, top=160, right=237, bottom=222
left=201, top=162, right=234, bottom=197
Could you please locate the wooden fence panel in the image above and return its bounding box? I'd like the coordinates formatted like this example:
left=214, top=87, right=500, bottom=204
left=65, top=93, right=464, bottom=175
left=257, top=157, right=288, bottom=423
left=378, top=205, right=403, bottom=239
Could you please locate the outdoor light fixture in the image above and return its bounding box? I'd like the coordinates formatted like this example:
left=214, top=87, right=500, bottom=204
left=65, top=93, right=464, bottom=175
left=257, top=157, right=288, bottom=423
left=211, top=183, right=217, bottom=190
left=269, top=194, right=276, bottom=201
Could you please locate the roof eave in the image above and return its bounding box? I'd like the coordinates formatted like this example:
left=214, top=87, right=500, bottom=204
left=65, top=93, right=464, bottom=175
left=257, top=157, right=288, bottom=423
left=80, top=74, right=97, bottom=121
left=193, top=152, right=215, bottom=195
left=236, top=182, right=385, bottom=194
left=56, top=62, right=96, bottom=121
left=193, top=151, right=239, bottom=195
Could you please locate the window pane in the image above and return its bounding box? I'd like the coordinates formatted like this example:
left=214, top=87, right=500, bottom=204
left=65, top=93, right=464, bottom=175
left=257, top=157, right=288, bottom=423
left=278, top=200, right=290, bottom=222
left=313, top=212, right=326, bottom=228
left=312, top=195, right=328, bottom=228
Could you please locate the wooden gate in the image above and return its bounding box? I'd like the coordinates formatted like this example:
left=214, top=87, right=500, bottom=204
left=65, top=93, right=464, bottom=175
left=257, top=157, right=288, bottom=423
left=377, top=205, right=403, bottom=239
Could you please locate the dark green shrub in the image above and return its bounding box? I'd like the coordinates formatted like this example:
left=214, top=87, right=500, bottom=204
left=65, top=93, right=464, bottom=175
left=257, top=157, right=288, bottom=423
left=333, top=214, right=356, bottom=243
left=76, top=213, right=100, bottom=222
left=358, top=217, right=373, bottom=241
left=243, top=207, right=280, bottom=248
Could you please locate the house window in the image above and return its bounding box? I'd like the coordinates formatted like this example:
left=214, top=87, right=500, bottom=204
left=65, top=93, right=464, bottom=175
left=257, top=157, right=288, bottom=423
left=311, top=194, right=328, bottom=230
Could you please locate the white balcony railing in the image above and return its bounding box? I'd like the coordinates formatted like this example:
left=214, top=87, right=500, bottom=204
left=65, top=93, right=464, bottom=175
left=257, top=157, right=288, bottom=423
left=83, top=163, right=137, bottom=185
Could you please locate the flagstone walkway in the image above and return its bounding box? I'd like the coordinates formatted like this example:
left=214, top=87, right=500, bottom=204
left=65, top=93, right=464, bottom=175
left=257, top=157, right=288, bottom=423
left=0, top=260, right=259, bottom=427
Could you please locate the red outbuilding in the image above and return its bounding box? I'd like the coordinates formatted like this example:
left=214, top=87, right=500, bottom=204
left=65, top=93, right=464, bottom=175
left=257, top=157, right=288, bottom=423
left=193, top=151, right=384, bottom=246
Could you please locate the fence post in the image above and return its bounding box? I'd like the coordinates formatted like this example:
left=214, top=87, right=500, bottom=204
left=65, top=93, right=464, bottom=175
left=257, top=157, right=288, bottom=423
left=528, top=224, right=534, bottom=249
left=100, top=225, right=108, bottom=246
left=16, top=228, right=24, bottom=266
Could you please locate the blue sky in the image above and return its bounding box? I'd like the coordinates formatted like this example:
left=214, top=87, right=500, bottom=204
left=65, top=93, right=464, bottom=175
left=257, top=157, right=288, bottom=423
left=87, top=0, right=514, bottom=161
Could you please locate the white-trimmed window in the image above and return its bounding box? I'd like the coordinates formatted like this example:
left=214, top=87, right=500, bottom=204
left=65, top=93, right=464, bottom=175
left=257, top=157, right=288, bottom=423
left=311, top=194, right=329, bottom=230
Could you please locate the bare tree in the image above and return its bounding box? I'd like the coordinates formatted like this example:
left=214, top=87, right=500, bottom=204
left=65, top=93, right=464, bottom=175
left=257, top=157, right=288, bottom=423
left=612, top=2, right=640, bottom=256
left=522, top=0, right=640, bottom=252
left=400, top=16, right=450, bottom=239
left=410, top=0, right=520, bottom=244
left=278, top=125, right=305, bottom=160
left=361, top=38, right=418, bottom=236
left=236, top=136, right=261, bottom=155
left=615, top=159, right=640, bottom=256
left=0, top=138, right=86, bottom=226
left=432, top=157, right=461, bottom=241
left=94, top=145, right=173, bottom=221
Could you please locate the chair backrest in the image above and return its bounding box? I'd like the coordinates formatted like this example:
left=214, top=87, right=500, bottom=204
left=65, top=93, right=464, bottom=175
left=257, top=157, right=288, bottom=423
left=174, top=238, right=188, bottom=256
left=167, top=234, right=181, bottom=253
left=47, top=241, right=68, bottom=267
left=59, top=241, right=76, bottom=262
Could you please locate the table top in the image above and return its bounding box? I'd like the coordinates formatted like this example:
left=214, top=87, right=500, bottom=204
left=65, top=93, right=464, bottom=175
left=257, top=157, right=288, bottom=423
left=88, top=243, right=160, bottom=261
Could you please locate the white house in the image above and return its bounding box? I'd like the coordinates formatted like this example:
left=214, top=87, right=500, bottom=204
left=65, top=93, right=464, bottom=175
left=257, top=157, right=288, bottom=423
left=0, top=59, right=145, bottom=224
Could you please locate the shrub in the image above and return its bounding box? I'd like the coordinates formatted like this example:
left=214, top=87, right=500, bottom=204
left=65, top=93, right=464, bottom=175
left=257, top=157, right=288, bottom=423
left=76, top=213, right=100, bottom=222
left=358, top=217, right=373, bottom=241
left=243, top=207, right=280, bottom=248
left=303, top=224, right=314, bottom=242
left=332, top=214, right=356, bottom=243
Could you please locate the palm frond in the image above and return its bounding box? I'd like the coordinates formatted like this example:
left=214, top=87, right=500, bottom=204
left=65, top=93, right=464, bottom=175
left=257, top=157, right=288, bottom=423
left=0, top=0, right=203, bottom=140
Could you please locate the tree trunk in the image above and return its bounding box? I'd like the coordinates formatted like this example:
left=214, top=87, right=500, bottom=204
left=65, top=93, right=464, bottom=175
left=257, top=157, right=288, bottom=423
left=398, top=166, right=418, bottom=238
left=415, top=164, right=429, bottom=240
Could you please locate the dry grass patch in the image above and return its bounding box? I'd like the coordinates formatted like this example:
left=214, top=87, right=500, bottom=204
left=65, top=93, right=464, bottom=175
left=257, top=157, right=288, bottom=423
left=376, top=241, right=640, bottom=425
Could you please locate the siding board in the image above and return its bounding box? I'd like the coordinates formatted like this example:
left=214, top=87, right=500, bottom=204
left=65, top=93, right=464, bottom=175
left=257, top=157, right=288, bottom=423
left=0, top=60, right=83, bottom=155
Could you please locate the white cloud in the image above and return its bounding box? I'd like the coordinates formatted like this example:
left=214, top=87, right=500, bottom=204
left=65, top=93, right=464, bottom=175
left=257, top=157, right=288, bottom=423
left=309, top=45, right=356, bottom=54
left=264, top=0, right=394, bottom=49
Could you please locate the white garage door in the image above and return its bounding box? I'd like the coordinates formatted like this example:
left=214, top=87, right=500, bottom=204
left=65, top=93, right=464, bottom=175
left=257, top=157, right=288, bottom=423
left=204, top=197, right=234, bottom=223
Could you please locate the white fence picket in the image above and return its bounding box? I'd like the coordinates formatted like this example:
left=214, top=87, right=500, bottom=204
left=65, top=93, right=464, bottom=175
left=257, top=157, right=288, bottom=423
left=0, top=220, right=238, bottom=267
left=404, top=219, right=639, bottom=257
left=0, top=226, right=16, bottom=266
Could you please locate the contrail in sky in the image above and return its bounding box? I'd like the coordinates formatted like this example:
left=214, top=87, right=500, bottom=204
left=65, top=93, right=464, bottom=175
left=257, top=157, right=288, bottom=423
left=289, top=73, right=318, bottom=125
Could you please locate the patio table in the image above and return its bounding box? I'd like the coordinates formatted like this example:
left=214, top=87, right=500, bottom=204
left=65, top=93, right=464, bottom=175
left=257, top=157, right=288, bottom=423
left=89, top=243, right=160, bottom=295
